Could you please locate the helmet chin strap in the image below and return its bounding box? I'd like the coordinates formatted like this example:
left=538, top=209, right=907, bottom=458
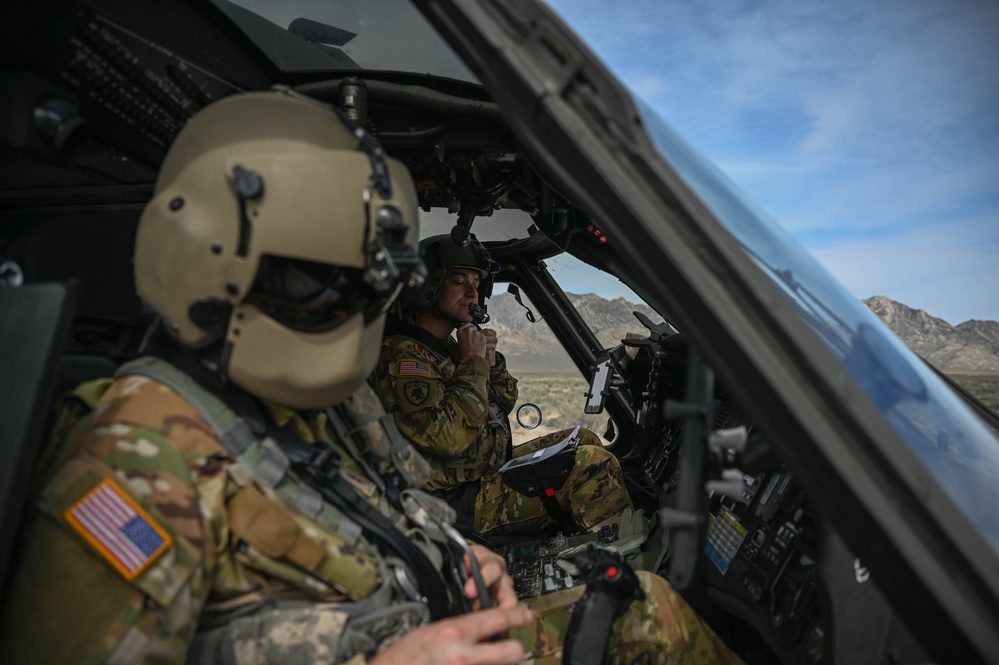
left=431, top=303, right=469, bottom=330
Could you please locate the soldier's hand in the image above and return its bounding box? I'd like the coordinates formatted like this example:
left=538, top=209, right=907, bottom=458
left=369, top=607, right=533, bottom=665
left=457, top=323, right=487, bottom=359
left=464, top=544, right=518, bottom=609
left=480, top=328, right=498, bottom=367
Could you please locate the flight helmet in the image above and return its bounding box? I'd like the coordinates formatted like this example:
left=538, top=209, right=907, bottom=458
left=398, top=232, right=499, bottom=316
left=135, top=89, right=424, bottom=408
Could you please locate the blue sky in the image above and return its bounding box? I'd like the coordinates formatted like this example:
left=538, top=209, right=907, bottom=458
left=544, top=0, right=999, bottom=325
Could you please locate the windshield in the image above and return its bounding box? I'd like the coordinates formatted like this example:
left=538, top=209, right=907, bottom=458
left=635, top=99, right=999, bottom=553
left=212, top=0, right=476, bottom=81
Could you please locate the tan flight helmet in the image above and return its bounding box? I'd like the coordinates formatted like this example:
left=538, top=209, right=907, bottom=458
left=135, top=88, right=424, bottom=408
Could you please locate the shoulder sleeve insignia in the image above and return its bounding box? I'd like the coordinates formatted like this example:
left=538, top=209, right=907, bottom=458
left=64, top=477, right=172, bottom=581
left=414, top=344, right=438, bottom=364
left=404, top=380, right=430, bottom=406
left=399, top=360, right=431, bottom=378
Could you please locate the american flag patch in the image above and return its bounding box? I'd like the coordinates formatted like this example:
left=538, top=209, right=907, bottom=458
left=64, top=478, right=172, bottom=581
left=399, top=360, right=431, bottom=377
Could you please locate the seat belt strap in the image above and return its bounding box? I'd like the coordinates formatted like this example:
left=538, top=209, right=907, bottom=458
left=115, top=356, right=454, bottom=620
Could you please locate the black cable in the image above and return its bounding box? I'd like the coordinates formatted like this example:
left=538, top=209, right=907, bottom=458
left=271, top=425, right=456, bottom=621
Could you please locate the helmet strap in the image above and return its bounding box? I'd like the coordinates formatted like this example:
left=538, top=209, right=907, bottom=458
left=430, top=302, right=467, bottom=330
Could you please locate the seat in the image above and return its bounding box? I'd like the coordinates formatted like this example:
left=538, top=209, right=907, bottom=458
left=0, top=281, right=78, bottom=596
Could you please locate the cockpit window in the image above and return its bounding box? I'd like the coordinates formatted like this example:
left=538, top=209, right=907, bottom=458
left=211, top=0, right=477, bottom=81
left=546, top=253, right=660, bottom=350
left=635, top=98, right=999, bottom=554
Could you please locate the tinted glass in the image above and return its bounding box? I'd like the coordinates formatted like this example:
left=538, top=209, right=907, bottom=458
left=212, top=0, right=476, bottom=81
left=635, top=99, right=999, bottom=553
left=246, top=255, right=379, bottom=332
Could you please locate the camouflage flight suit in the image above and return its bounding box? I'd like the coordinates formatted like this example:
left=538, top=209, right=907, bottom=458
left=0, top=357, right=743, bottom=665
left=371, top=321, right=634, bottom=536
left=0, top=367, right=418, bottom=664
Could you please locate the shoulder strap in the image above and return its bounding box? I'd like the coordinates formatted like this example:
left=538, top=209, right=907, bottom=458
left=115, top=355, right=454, bottom=621
left=337, top=382, right=432, bottom=493
left=262, top=420, right=455, bottom=621
left=114, top=357, right=309, bottom=506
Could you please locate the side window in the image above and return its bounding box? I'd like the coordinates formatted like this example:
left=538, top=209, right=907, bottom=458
left=493, top=254, right=665, bottom=446
left=489, top=284, right=612, bottom=445
left=545, top=254, right=663, bottom=351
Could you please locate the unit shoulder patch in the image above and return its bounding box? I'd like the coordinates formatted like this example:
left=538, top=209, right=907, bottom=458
left=414, top=344, right=438, bottom=364
left=64, top=477, right=172, bottom=581
left=404, top=381, right=430, bottom=406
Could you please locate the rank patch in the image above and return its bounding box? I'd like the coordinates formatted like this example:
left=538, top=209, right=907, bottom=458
left=404, top=380, right=430, bottom=406
left=399, top=360, right=431, bottom=378
left=65, top=478, right=172, bottom=581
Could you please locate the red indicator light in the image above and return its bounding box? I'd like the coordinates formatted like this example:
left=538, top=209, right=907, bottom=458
left=586, top=223, right=610, bottom=244
left=545, top=487, right=556, bottom=497
left=607, top=566, right=619, bottom=579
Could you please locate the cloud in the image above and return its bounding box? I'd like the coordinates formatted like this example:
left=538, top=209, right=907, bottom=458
left=543, top=0, right=999, bottom=324
left=812, top=210, right=999, bottom=325
left=627, top=75, right=671, bottom=99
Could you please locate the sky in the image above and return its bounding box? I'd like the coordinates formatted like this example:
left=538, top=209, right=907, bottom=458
left=544, top=0, right=999, bottom=325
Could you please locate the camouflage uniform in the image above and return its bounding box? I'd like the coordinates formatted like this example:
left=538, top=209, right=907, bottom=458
left=371, top=323, right=634, bottom=536
left=0, top=359, right=742, bottom=664
left=514, top=571, right=742, bottom=665
left=0, top=369, right=394, bottom=664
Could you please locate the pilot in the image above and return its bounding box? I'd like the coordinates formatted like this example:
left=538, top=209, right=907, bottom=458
left=370, top=233, right=635, bottom=538
left=0, top=89, right=742, bottom=665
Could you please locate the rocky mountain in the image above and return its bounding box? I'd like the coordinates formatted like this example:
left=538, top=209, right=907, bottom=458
left=487, top=291, right=999, bottom=372
left=487, top=291, right=659, bottom=371
left=862, top=296, right=999, bottom=372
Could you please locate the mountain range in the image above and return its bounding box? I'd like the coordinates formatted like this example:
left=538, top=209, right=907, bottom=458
left=488, top=292, right=999, bottom=373
left=861, top=296, right=999, bottom=372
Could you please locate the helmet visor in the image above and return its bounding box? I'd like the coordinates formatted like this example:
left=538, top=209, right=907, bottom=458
left=245, top=254, right=386, bottom=333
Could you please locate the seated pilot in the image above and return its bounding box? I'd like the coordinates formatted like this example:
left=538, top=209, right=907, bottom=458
left=370, top=232, right=635, bottom=538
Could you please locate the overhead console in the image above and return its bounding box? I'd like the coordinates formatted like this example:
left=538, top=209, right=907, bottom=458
left=0, top=0, right=268, bottom=191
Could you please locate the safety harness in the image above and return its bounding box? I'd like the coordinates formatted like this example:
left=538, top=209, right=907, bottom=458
left=383, top=320, right=584, bottom=529
left=383, top=320, right=512, bottom=488
left=115, top=354, right=457, bottom=621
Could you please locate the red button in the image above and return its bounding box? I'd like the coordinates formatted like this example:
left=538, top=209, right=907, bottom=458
left=607, top=566, right=619, bottom=579
left=545, top=487, right=556, bottom=497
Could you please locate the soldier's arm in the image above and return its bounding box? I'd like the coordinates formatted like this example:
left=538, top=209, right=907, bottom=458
left=369, top=607, right=533, bottom=665
left=373, top=340, right=492, bottom=457
left=488, top=352, right=518, bottom=415
left=0, top=424, right=209, bottom=662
